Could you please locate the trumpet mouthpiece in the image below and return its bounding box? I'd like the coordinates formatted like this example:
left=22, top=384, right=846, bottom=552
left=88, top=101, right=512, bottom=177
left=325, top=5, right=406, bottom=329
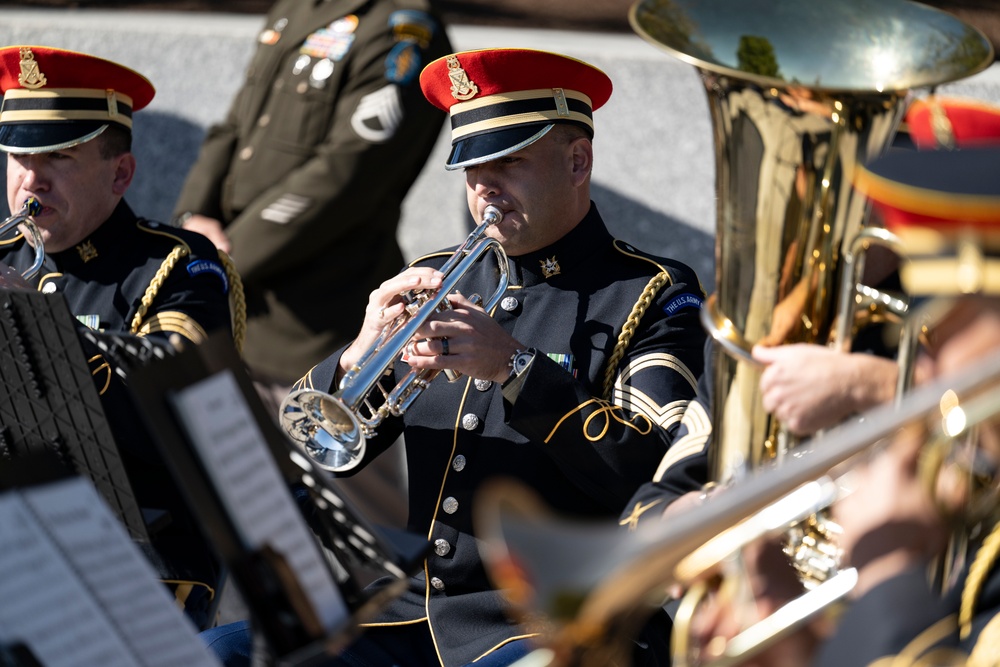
left=484, top=205, right=504, bottom=226
left=22, top=197, right=40, bottom=217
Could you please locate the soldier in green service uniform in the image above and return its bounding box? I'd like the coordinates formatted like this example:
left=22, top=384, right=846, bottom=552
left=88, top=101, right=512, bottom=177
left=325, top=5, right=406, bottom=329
left=173, top=0, right=453, bottom=413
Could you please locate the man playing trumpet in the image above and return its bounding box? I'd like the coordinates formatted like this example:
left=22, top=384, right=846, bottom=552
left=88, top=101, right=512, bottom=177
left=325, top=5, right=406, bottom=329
left=206, top=47, right=708, bottom=667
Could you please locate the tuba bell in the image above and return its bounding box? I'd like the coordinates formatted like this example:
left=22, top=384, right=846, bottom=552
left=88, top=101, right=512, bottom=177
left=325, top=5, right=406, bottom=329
left=279, top=205, right=509, bottom=472
left=0, top=198, right=45, bottom=283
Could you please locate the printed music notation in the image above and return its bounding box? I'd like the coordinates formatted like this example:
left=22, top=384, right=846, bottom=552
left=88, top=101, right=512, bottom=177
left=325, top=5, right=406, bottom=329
left=0, top=478, right=221, bottom=667
left=170, top=369, right=349, bottom=634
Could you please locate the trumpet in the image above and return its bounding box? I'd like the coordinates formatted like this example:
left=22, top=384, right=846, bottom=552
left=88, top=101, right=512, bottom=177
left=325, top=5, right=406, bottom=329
left=280, top=205, right=509, bottom=472
left=0, top=198, right=45, bottom=282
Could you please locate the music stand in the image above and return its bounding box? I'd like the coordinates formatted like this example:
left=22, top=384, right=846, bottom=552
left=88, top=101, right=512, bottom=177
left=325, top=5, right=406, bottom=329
left=127, top=331, right=428, bottom=665
left=0, top=286, right=149, bottom=543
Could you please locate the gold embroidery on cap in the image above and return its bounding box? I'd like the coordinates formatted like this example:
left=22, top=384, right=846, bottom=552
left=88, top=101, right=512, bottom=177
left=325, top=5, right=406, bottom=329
left=76, top=241, right=98, bottom=263
left=106, top=90, right=118, bottom=117
left=447, top=55, right=478, bottom=101
left=540, top=256, right=561, bottom=278
left=18, top=47, right=47, bottom=90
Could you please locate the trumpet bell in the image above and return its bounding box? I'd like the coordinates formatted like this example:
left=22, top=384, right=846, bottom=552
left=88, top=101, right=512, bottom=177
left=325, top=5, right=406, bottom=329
left=279, top=388, right=366, bottom=473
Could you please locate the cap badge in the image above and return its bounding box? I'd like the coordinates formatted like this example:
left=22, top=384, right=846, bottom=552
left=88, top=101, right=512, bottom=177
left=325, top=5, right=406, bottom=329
left=540, top=256, right=561, bottom=278
left=18, top=47, right=47, bottom=90
left=76, top=240, right=98, bottom=263
left=447, top=55, right=478, bottom=101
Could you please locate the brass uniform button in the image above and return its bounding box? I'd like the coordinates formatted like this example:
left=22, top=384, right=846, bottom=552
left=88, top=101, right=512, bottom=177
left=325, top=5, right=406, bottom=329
left=434, top=539, right=451, bottom=557
left=461, top=413, right=480, bottom=431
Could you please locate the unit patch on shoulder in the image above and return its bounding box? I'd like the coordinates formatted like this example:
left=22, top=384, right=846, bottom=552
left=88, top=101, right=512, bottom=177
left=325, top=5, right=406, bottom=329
left=663, top=293, right=703, bottom=316
left=351, top=84, right=402, bottom=142
left=388, top=10, right=436, bottom=47
left=385, top=41, right=421, bottom=85
left=187, top=258, right=229, bottom=293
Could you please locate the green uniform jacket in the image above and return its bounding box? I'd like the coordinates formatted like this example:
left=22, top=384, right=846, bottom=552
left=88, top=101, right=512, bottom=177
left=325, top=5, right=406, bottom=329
left=173, top=0, right=452, bottom=383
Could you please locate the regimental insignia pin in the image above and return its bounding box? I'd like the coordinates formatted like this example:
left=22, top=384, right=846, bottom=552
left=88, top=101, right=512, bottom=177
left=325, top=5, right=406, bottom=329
left=18, top=47, right=46, bottom=89
left=540, top=256, right=561, bottom=278
left=76, top=240, right=98, bottom=263
left=447, top=55, right=478, bottom=101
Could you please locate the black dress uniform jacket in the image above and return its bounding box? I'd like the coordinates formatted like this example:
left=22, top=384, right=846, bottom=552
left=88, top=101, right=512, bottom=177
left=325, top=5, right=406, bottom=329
left=813, top=538, right=1000, bottom=666
left=0, top=198, right=232, bottom=628
left=173, top=0, right=452, bottom=384
left=0, top=200, right=231, bottom=342
left=297, top=203, right=707, bottom=666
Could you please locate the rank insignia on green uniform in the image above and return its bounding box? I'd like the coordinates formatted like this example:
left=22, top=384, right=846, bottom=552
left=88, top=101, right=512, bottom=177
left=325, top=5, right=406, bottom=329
left=0, top=45, right=155, bottom=154
left=540, top=256, right=561, bottom=278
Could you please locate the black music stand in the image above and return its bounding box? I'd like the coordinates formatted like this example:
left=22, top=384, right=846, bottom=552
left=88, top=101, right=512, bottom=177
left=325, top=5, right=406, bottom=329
left=127, top=331, right=428, bottom=666
left=0, top=286, right=149, bottom=543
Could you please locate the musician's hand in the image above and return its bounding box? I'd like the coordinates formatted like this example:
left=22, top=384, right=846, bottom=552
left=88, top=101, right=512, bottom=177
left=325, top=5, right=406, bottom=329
left=338, top=267, right=444, bottom=381
left=403, top=291, right=522, bottom=384
left=832, top=425, right=947, bottom=598
left=685, top=538, right=823, bottom=667
left=181, top=214, right=232, bottom=254
left=753, top=344, right=897, bottom=436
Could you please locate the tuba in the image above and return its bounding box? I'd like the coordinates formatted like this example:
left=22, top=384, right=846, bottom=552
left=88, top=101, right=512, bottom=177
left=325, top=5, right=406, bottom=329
left=471, top=1, right=994, bottom=665
left=279, top=205, right=509, bottom=472
left=0, top=198, right=45, bottom=283
left=629, top=0, right=993, bottom=662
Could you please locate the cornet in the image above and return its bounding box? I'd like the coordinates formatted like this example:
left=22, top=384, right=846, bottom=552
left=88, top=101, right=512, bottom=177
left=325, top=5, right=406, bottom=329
left=0, top=198, right=45, bottom=282
left=280, top=205, right=509, bottom=472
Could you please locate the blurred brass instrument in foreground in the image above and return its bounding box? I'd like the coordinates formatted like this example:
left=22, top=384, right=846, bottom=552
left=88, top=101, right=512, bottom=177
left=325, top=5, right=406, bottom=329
left=279, top=205, right=509, bottom=472
left=627, top=0, right=994, bottom=663
left=0, top=197, right=45, bottom=282
left=475, top=349, right=1000, bottom=667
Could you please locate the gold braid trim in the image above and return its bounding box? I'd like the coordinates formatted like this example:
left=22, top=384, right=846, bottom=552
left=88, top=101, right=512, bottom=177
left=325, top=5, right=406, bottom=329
left=130, top=245, right=246, bottom=354
left=217, top=250, right=246, bottom=355
left=130, top=245, right=189, bottom=335
left=960, top=518, right=1000, bottom=639
left=601, top=270, right=671, bottom=401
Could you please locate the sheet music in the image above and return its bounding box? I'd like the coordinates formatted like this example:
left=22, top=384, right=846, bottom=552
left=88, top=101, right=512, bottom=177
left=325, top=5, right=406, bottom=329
left=0, top=479, right=220, bottom=667
left=171, top=370, right=348, bottom=633
left=22, top=480, right=221, bottom=667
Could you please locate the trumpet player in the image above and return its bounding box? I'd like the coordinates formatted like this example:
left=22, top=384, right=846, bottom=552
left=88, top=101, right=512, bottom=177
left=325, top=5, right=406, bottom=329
left=206, top=48, right=708, bottom=667
left=0, top=46, right=236, bottom=628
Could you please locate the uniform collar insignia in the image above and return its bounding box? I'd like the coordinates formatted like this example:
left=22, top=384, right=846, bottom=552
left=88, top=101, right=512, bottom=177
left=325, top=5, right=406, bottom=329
left=18, top=47, right=47, bottom=89
left=447, top=55, right=478, bottom=101
left=76, top=240, right=98, bottom=263
left=540, top=256, right=561, bottom=278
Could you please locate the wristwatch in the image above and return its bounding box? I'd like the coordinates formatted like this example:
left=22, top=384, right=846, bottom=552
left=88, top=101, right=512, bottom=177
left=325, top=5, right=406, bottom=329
left=506, top=348, right=535, bottom=384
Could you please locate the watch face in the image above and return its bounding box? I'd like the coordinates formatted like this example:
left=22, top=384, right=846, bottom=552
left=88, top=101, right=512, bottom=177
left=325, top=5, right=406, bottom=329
left=513, top=351, right=533, bottom=374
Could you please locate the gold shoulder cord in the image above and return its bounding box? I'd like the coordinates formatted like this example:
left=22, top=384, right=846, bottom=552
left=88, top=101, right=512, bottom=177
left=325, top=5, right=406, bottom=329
left=960, top=518, right=1000, bottom=642
left=217, top=250, right=247, bottom=355
left=601, top=270, right=671, bottom=401
left=129, top=245, right=247, bottom=354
